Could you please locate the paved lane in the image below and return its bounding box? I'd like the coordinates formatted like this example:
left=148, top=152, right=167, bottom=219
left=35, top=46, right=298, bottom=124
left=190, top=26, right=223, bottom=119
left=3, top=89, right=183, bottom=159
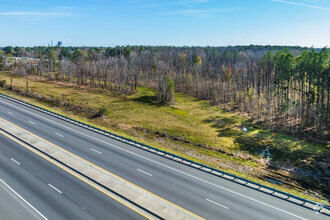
left=0, top=179, right=45, bottom=220
left=0, top=131, right=147, bottom=220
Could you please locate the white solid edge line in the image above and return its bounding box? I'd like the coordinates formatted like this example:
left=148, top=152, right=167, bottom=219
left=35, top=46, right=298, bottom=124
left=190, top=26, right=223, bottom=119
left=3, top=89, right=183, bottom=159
left=0, top=179, right=48, bottom=220
left=0, top=98, right=307, bottom=220
left=28, top=121, right=36, bottom=125
left=55, top=133, right=64, bottom=137
left=137, top=169, right=153, bottom=177
left=206, top=198, right=229, bottom=210
left=10, top=158, right=21, bottom=165
left=90, top=148, right=102, bottom=154
left=48, top=184, right=62, bottom=194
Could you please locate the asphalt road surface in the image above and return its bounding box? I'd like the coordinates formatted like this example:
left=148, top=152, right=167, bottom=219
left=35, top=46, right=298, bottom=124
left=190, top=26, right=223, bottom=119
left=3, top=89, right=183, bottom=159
left=0, top=95, right=327, bottom=220
left=0, top=131, right=147, bottom=220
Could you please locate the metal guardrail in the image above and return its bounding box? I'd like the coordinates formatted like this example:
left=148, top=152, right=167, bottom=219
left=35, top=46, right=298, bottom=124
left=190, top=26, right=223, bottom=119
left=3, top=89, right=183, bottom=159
left=0, top=92, right=329, bottom=215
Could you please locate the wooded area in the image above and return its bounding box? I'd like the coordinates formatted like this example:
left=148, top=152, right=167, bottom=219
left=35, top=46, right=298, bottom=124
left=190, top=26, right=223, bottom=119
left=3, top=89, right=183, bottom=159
left=1, top=45, right=329, bottom=142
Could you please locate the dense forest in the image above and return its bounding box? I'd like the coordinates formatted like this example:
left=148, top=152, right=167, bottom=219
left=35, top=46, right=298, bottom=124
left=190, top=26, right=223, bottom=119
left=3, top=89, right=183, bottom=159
left=0, top=45, right=329, bottom=142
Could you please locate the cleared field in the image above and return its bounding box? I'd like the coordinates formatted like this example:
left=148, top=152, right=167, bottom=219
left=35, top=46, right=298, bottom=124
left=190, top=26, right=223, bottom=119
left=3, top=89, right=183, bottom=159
left=0, top=71, right=328, bottom=205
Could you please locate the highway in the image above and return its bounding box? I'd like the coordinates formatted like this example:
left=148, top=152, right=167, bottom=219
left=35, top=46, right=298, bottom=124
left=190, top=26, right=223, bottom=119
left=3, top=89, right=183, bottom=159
left=0, top=128, right=147, bottom=220
left=0, top=95, right=328, bottom=220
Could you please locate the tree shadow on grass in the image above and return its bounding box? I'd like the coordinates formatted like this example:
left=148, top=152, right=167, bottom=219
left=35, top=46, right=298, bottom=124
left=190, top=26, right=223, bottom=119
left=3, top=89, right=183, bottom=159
left=132, top=95, right=159, bottom=105
left=203, top=116, right=242, bottom=138
left=203, top=116, right=239, bottom=125
left=132, top=95, right=180, bottom=109
left=216, top=128, right=242, bottom=138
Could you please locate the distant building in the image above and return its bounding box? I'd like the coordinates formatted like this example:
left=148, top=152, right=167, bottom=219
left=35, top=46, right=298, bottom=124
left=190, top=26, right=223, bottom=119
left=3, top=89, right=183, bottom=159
left=57, top=41, right=63, bottom=47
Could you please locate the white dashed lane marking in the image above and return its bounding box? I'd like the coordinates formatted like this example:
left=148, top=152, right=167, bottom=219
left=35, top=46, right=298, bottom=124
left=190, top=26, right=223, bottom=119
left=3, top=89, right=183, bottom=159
left=206, top=198, right=229, bottom=210
left=90, top=148, right=102, bottom=154
left=137, top=169, right=153, bottom=177
left=48, top=184, right=62, bottom=194
left=55, top=133, right=64, bottom=138
left=10, top=158, right=20, bottom=165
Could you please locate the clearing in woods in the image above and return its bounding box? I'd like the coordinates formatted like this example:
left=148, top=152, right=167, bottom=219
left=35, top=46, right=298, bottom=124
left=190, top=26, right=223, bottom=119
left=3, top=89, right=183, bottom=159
left=0, top=71, right=328, bottom=205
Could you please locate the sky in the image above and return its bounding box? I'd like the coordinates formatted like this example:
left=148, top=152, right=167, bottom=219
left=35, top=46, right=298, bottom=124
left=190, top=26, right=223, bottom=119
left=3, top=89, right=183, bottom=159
left=0, top=0, right=329, bottom=47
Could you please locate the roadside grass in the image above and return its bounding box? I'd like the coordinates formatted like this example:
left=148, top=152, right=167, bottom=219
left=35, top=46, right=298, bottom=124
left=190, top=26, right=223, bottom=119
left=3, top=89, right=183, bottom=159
left=0, top=71, right=328, bottom=205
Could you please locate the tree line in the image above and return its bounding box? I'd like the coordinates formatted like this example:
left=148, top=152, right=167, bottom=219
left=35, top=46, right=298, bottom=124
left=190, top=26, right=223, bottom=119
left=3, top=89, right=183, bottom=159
left=0, top=45, right=329, bottom=141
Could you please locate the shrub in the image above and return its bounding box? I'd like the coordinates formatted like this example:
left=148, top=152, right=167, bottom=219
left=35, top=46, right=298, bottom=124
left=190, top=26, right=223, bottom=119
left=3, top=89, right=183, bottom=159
left=0, top=79, right=6, bottom=87
left=92, top=106, right=108, bottom=118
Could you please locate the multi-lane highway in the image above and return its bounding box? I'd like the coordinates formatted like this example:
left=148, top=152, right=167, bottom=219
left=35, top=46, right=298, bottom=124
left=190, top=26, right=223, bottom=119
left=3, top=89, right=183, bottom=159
left=0, top=126, right=147, bottom=220
left=0, top=95, right=328, bottom=220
